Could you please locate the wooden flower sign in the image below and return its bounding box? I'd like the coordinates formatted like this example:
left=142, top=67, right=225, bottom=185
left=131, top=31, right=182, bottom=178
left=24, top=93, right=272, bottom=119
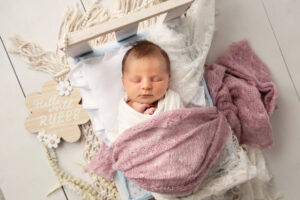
left=24, top=80, right=89, bottom=145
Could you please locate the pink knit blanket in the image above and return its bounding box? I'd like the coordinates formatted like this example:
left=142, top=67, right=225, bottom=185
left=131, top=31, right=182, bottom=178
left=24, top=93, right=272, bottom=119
left=85, top=107, right=230, bottom=195
left=205, top=40, right=278, bottom=149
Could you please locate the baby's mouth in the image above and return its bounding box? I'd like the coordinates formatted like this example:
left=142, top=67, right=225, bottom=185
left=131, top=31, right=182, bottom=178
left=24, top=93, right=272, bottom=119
left=139, top=94, right=153, bottom=98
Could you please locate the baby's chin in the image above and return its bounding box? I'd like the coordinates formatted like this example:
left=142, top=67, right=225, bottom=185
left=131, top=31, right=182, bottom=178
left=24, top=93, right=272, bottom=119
left=135, top=98, right=157, bottom=105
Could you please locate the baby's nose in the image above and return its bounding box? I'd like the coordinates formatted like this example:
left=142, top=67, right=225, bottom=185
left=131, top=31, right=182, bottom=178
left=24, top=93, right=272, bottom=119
left=141, top=79, right=152, bottom=90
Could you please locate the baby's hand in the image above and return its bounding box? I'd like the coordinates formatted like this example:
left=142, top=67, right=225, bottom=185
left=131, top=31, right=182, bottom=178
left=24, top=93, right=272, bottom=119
left=144, top=107, right=156, bottom=115
left=130, top=101, right=151, bottom=113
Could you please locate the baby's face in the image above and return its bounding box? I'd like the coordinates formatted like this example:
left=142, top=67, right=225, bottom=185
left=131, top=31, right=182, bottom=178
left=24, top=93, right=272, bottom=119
left=122, top=55, right=170, bottom=105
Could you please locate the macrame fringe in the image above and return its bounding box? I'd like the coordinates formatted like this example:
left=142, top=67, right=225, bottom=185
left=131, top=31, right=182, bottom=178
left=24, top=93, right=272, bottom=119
left=9, top=36, right=69, bottom=81
left=81, top=122, right=121, bottom=200
left=44, top=143, right=119, bottom=200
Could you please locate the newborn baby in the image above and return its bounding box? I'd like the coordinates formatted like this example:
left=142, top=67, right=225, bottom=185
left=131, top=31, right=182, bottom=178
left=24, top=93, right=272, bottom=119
left=122, top=40, right=179, bottom=115
left=107, top=40, right=183, bottom=144
left=108, top=40, right=184, bottom=199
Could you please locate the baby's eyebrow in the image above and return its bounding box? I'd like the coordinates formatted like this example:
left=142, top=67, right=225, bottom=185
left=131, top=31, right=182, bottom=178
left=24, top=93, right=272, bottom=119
left=131, top=75, right=141, bottom=78
left=129, top=76, right=141, bottom=80
left=150, top=74, right=161, bottom=77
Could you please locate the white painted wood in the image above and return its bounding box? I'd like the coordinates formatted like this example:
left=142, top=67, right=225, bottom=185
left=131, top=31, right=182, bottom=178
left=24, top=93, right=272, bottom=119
left=163, top=3, right=190, bottom=22
left=115, top=22, right=139, bottom=42
left=65, top=0, right=194, bottom=57
left=262, top=0, right=300, bottom=100
left=0, top=0, right=68, bottom=94
left=1, top=0, right=300, bottom=199
left=207, top=0, right=300, bottom=199
left=66, top=42, right=93, bottom=58
left=0, top=40, right=67, bottom=200
left=0, top=0, right=88, bottom=199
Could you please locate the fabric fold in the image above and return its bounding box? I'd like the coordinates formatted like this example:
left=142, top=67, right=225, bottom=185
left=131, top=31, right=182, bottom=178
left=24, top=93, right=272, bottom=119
left=204, top=40, right=278, bottom=149
left=86, top=107, right=230, bottom=195
left=84, top=140, right=114, bottom=181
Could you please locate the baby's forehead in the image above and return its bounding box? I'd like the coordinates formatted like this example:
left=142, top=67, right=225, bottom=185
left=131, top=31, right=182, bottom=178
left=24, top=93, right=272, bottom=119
left=124, top=53, right=168, bottom=71
left=125, top=62, right=168, bottom=77
left=127, top=53, right=164, bottom=63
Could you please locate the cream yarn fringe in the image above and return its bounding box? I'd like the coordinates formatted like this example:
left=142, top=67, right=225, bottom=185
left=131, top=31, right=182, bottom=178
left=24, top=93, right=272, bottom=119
left=9, top=36, right=69, bottom=81
left=44, top=144, right=118, bottom=200
left=9, top=0, right=165, bottom=199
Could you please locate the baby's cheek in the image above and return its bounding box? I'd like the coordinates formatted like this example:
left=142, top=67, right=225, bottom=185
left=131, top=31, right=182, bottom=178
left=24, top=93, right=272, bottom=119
left=154, top=82, right=169, bottom=94
left=127, top=83, right=140, bottom=97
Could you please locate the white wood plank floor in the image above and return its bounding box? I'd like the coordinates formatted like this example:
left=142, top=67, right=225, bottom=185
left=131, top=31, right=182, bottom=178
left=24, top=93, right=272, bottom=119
left=0, top=0, right=299, bottom=199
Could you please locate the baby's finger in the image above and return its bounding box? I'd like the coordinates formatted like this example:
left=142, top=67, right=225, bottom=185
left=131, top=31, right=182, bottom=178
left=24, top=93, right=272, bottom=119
left=144, top=107, right=156, bottom=115
left=131, top=102, right=150, bottom=112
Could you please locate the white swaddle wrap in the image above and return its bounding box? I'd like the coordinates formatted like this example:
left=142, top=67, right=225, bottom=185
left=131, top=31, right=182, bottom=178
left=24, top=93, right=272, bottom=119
left=107, top=89, right=183, bottom=144
left=108, top=89, right=184, bottom=200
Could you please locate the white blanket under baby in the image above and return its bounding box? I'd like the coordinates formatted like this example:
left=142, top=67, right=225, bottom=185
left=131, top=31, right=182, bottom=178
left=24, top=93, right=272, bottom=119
left=69, top=47, right=206, bottom=145
left=69, top=0, right=214, bottom=144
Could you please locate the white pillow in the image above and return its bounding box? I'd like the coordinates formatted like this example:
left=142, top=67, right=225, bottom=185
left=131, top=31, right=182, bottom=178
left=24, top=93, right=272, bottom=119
left=70, top=47, right=129, bottom=142
left=145, top=23, right=204, bottom=105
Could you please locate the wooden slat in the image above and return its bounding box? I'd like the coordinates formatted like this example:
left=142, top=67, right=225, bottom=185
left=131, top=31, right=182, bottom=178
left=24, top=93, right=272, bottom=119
left=65, top=0, right=194, bottom=57
left=115, top=22, right=139, bottom=41
left=262, top=0, right=300, bottom=100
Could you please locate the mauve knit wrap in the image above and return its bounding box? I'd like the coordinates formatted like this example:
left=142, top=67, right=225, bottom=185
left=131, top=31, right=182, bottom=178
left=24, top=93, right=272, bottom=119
left=86, top=107, right=230, bottom=195
left=205, top=40, right=278, bottom=149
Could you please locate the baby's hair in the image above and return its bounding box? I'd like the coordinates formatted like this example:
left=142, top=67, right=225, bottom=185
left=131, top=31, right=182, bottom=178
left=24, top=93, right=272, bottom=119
left=122, top=40, right=170, bottom=74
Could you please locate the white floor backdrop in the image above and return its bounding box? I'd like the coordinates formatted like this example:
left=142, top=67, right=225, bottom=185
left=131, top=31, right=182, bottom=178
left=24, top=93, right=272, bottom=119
left=0, top=0, right=299, bottom=199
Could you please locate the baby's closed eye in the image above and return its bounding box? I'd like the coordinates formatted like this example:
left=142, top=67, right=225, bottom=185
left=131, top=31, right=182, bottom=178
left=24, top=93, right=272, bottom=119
left=130, top=77, right=141, bottom=83
left=151, top=76, right=162, bottom=82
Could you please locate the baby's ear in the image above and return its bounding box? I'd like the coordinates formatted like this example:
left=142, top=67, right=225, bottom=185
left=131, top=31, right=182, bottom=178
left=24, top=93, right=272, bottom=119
left=168, top=74, right=171, bottom=89
left=121, top=76, right=126, bottom=91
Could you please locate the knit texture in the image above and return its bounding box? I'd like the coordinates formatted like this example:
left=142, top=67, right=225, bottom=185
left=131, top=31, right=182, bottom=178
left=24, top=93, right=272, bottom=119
left=85, top=107, right=230, bottom=195
left=204, top=40, right=278, bottom=149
